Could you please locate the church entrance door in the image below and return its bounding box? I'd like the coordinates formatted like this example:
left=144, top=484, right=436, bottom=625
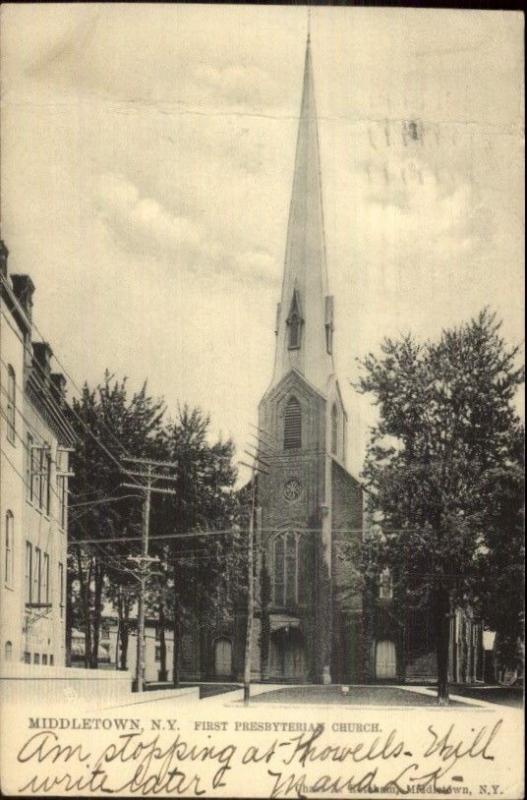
left=375, top=640, right=396, bottom=679
left=270, top=627, right=305, bottom=680
left=214, top=638, right=232, bottom=677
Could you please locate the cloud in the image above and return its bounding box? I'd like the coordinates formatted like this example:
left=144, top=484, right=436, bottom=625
left=93, top=173, right=278, bottom=286
left=352, top=143, right=491, bottom=265
left=2, top=5, right=522, bottom=480
left=94, top=173, right=203, bottom=261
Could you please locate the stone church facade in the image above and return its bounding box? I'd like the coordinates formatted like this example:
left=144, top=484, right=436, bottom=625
left=238, top=34, right=366, bottom=684
left=178, top=34, right=483, bottom=687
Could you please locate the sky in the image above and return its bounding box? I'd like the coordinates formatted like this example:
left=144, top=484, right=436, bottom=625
left=0, top=4, right=524, bottom=481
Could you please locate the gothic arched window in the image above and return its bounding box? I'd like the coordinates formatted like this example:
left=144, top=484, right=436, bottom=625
left=272, top=531, right=299, bottom=607
left=284, top=397, right=301, bottom=449
left=286, top=291, right=303, bottom=350
left=331, top=403, right=338, bottom=456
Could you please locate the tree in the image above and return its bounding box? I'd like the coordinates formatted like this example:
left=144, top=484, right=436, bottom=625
left=357, top=309, right=524, bottom=702
left=153, top=405, right=239, bottom=685
left=475, top=424, right=524, bottom=674
left=68, top=372, right=165, bottom=668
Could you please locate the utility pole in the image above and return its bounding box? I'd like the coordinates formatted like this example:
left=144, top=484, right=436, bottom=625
left=121, top=456, right=178, bottom=693
left=243, top=468, right=256, bottom=705
left=241, top=433, right=272, bottom=705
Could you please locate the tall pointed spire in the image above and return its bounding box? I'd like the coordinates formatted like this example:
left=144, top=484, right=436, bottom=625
left=271, top=31, right=335, bottom=394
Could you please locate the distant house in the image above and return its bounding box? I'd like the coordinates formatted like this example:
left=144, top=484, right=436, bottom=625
left=70, top=626, right=111, bottom=666
left=108, top=619, right=176, bottom=683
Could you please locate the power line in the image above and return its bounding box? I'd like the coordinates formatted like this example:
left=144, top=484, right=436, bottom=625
left=67, top=525, right=433, bottom=546
left=73, top=542, right=244, bottom=559
left=0, top=367, right=154, bottom=544
left=1, top=375, right=126, bottom=525
left=0, top=402, right=130, bottom=526
left=69, top=528, right=236, bottom=546
left=0, top=409, right=212, bottom=547
left=69, top=494, right=143, bottom=510
left=0, top=332, right=74, bottom=443
left=1, top=441, right=474, bottom=577
left=1, top=306, right=145, bottom=490
left=0, top=439, right=435, bottom=543
left=1, top=444, right=83, bottom=537
left=0, top=379, right=65, bottom=460
left=0, top=277, right=138, bottom=459
left=0, top=378, right=135, bottom=526
left=0, top=443, right=134, bottom=554
left=0, top=407, right=68, bottom=509
left=120, top=457, right=178, bottom=692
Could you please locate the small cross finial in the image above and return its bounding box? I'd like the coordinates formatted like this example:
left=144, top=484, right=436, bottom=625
left=307, top=6, right=311, bottom=43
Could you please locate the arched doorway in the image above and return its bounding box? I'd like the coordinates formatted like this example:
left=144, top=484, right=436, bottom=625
left=375, top=640, right=396, bottom=679
left=270, top=627, right=305, bottom=680
left=214, top=638, right=232, bottom=677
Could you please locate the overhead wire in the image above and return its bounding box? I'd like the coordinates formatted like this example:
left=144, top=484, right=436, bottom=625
left=1, top=305, right=145, bottom=490
left=0, top=399, right=136, bottom=527
left=0, top=280, right=140, bottom=458
left=0, top=434, right=434, bottom=544
left=0, top=347, right=150, bottom=531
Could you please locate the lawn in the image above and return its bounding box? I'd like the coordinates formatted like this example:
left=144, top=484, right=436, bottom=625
left=247, top=685, right=466, bottom=706
left=450, top=684, right=523, bottom=708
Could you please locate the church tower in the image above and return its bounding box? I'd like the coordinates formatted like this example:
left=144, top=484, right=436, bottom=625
left=271, top=32, right=335, bottom=396
left=250, top=32, right=364, bottom=685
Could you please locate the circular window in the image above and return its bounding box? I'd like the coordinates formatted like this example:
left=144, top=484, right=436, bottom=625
left=283, top=478, right=302, bottom=502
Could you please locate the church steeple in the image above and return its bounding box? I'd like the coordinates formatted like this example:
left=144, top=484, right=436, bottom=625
left=271, top=32, right=335, bottom=395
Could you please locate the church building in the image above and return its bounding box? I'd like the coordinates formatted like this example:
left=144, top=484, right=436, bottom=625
left=178, top=32, right=483, bottom=688
left=231, top=33, right=483, bottom=688
left=241, top=33, right=365, bottom=684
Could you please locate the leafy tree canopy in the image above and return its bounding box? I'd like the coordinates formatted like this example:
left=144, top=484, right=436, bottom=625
left=357, top=309, right=524, bottom=673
